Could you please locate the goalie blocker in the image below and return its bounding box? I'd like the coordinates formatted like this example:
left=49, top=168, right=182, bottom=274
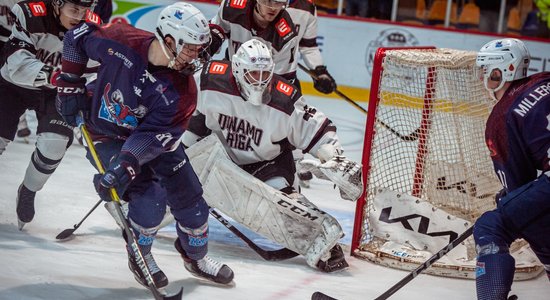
left=186, top=135, right=346, bottom=270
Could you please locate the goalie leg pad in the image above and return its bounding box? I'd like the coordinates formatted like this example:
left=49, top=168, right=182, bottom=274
left=187, top=136, right=344, bottom=268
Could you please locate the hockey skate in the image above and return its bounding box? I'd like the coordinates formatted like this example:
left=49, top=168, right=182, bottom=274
left=174, top=238, right=234, bottom=285
left=16, top=184, right=36, bottom=230
left=316, top=244, right=349, bottom=273
left=126, top=245, right=168, bottom=288
left=122, top=229, right=168, bottom=288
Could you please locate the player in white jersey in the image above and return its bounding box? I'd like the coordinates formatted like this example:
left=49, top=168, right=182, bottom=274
left=182, top=39, right=362, bottom=272
left=0, top=0, right=100, bottom=230
left=209, top=0, right=337, bottom=187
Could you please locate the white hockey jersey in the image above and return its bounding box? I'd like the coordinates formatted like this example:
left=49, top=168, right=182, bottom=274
left=0, top=0, right=20, bottom=43
left=211, top=0, right=323, bottom=80
left=0, top=0, right=99, bottom=90
left=185, top=60, right=340, bottom=166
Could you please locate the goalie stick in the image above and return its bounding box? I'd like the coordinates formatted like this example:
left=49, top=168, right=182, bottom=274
left=209, top=208, right=299, bottom=261
left=311, top=226, right=474, bottom=300
left=79, top=117, right=183, bottom=300
left=297, top=63, right=421, bottom=142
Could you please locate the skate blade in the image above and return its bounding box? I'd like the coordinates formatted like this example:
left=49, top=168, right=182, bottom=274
left=17, top=219, right=27, bottom=231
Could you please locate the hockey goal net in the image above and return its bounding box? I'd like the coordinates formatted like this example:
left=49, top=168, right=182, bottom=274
left=351, top=47, right=543, bottom=279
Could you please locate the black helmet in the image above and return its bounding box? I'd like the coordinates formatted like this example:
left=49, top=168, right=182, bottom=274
left=53, top=0, right=95, bottom=8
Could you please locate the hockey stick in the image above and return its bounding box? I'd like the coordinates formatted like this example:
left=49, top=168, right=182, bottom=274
left=55, top=198, right=103, bottom=240
left=311, top=226, right=474, bottom=300
left=297, top=63, right=421, bottom=142
left=209, top=208, right=299, bottom=261
left=79, top=118, right=183, bottom=300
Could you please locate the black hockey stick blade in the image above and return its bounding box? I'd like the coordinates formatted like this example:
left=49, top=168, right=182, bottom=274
left=150, top=286, right=183, bottom=300
left=311, top=291, right=338, bottom=300
left=209, top=208, right=299, bottom=261
left=56, top=199, right=103, bottom=240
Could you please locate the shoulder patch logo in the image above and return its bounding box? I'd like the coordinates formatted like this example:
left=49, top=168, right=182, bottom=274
left=276, top=81, right=293, bottom=96
left=85, top=10, right=101, bottom=25
left=230, top=0, right=247, bottom=9
left=29, top=2, right=46, bottom=16
left=275, top=19, right=291, bottom=37
left=209, top=62, right=228, bottom=74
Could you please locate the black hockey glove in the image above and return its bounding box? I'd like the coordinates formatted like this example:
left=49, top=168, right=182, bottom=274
left=204, top=23, right=226, bottom=58
left=55, top=73, right=89, bottom=127
left=312, top=66, right=336, bottom=94
left=93, top=153, right=140, bottom=202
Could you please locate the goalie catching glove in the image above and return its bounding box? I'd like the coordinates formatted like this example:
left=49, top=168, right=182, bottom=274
left=300, top=144, right=363, bottom=201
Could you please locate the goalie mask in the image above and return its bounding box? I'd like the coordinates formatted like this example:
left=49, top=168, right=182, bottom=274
left=475, top=38, right=530, bottom=100
left=232, top=39, right=275, bottom=106
left=155, top=2, right=211, bottom=74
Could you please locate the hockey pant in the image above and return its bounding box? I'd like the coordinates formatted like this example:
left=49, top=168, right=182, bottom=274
left=186, top=135, right=344, bottom=268
left=474, top=173, right=550, bottom=300
left=0, top=79, right=73, bottom=190
left=87, top=140, right=209, bottom=260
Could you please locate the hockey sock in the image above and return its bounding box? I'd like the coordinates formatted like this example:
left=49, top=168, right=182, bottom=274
left=176, top=222, right=208, bottom=261
left=476, top=253, right=515, bottom=300
left=23, top=132, right=69, bottom=191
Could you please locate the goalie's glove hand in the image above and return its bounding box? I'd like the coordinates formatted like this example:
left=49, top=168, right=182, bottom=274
left=93, top=153, right=139, bottom=202
left=300, top=156, right=363, bottom=201
left=312, top=66, right=336, bottom=94
left=55, top=73, right=89, bottom=127
left=204, top=23, right=226, bottom=58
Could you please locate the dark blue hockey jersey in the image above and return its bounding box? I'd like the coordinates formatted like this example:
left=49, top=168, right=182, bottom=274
left=61, top=22, right=198, bottom=166
left=485, top=72, right=550, bottom=192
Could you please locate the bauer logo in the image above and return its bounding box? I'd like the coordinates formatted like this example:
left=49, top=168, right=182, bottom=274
left=276, top=19, right=291, bottom=37
left=276, top=81, right=293, bottom=96
left=365, top=28, right=419, bottom=74
left=209, top=62, right=228, bottom=74
left=29, top=2, right=46, bottom=16
left=230, top=0, right=247, bottom=9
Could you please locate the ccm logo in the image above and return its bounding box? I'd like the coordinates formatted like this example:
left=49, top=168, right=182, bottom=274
left=29, top=2, right=46, bottom=16
left=230, top=0, right=246, bottom=9
left=209, top=62, right=228, bottom=74
left=57, top=87, right=85, bottom=93
left=275, top=19, right=291, bottom=36
left=276, top=81, right=293, bottom=96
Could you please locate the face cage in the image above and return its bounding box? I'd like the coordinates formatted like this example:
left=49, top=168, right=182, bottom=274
left=59, top=2, right=90, bottom=21
left=256, top=0, right=287, bottom=10
left=172, top=42, right=211, bottom=75
left=238, top=66, right=274, bottom=105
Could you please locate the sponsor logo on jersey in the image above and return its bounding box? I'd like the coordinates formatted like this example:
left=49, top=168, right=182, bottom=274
left=107, top=48, right=134, bottom=69
left=230, top=0, right=247, bottom=9
left=28, top=2, right=46, bottom=17
left=275, top=19, right=291, bottom=37
left=276, top=81, right=293, bottom=96
left=209, top=62, right=228, bottom=74
left=85, top=10, right=101, bottom=25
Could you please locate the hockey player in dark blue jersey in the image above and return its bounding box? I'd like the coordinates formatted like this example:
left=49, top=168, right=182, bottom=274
left=474, top=38, right=550, bottom=300
left=55, top=2, right=234, bottom=288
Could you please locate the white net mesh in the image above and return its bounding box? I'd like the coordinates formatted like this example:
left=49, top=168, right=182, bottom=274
left=355, top=48, right=543, bottom=279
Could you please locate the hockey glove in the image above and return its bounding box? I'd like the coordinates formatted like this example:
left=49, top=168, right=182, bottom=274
left=34, top=65, right=62, bottom=89
left=204, top=24, right=226, bottom=58
left=55, top=73, right=89, bottom=127
left=93, top=153, right=140, bottom=202
left=312, top=66, right=336, bottom=94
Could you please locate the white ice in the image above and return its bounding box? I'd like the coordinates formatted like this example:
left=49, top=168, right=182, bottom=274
left=1, top=97, right=549, bottom=300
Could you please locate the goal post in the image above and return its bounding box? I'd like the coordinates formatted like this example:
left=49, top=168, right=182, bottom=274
left=351, top=47, right=543, bottom=280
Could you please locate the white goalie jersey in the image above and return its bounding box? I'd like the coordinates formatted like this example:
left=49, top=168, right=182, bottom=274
left=184, top=59, right=341, bottom=165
